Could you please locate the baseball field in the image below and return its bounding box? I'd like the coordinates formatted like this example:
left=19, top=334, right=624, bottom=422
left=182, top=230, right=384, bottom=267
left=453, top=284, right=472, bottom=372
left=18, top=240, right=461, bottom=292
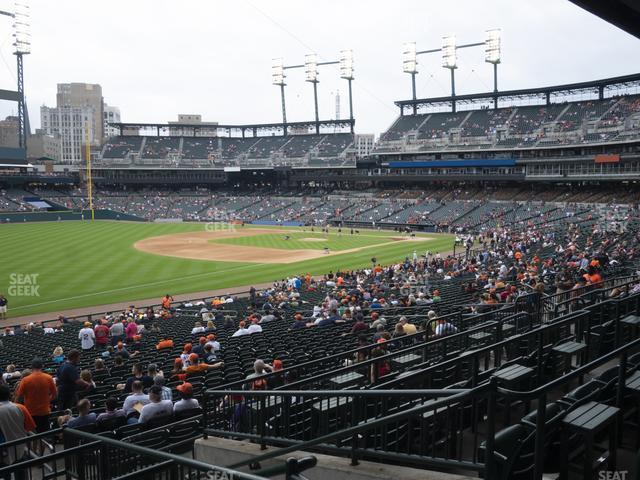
left=1, top=221, right=454, bottom=319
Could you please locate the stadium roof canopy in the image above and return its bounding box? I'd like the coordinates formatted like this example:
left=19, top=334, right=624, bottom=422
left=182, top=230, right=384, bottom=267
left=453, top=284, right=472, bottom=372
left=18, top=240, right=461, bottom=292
left=111, top=119, right=355, bottom=137
left=569, top=0, right=640, bottom=39
left=394, top=73, right=640, bottom=113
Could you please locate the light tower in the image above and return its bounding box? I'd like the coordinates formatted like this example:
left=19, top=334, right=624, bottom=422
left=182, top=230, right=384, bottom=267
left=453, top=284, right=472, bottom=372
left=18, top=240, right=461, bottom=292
left=485, top=29, right=501, bottom=109
left=401, top=31, right=501, bottom=114
left=339, top=49, right=354, bottom=133
left=272, top=58, right=287, bottom=132
left=441, top=36, right=457, bottom=112
left=273, top=51, right=354, bottom=134
left=402, top=42, right=418, bottom=114
left=12, top=1, right=30, bottom=150
left=305, top=54, right=320, bottom=134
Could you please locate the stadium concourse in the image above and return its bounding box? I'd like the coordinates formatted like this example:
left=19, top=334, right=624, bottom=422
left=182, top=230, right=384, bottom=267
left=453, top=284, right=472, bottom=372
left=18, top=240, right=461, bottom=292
left=0, top=195, right=639, bottom=478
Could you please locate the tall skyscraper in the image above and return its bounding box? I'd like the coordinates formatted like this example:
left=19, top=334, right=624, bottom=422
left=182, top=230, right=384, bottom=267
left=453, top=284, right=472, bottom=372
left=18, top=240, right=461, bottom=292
left=40, top=83, right=119, bottom=163
left=56, top=83, right=104, bottom=141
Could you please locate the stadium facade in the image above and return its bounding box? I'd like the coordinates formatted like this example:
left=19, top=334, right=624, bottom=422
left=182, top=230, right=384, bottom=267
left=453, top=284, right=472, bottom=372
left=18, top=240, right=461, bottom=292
left=28, top=73, right=640, bottom=188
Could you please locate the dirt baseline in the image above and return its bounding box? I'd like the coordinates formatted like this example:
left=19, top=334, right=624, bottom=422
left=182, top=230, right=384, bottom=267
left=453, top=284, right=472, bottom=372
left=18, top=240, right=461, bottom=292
left=134, top=228, right=434, bottom=264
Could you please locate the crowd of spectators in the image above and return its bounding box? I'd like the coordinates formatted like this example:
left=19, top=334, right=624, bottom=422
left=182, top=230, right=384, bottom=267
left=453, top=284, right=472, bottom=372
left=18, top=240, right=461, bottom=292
left=0, top=198, right=638, bottom=453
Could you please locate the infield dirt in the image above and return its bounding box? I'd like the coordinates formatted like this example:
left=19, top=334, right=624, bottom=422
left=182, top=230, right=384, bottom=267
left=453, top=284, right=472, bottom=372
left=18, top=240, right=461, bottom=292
left=134, top=228, right=433, bottom=264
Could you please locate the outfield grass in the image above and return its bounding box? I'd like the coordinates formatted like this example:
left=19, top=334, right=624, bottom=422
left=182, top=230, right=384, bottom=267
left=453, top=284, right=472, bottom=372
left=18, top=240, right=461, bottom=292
left=1, top=221, right=454, bottom=318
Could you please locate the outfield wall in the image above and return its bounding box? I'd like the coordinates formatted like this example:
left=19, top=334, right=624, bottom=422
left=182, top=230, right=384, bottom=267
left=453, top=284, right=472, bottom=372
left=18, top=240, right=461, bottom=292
left=0, top=209, right=145, bottom=223
left=251, top=220, right=305, bottom=227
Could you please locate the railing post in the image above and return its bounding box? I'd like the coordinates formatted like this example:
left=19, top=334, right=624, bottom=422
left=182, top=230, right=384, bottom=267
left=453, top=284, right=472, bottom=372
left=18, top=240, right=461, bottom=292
left=258, top=396, right=267, bottom=450
left=617, top=351, right=627, bottom=410
left=169, top=462, right=180, bottom=480
left=350, top=395, right=361, bottom=465
left=484, top=378, right=497, bottom=479
left=614, top=300, right=622, bottom=348
left=536, top=329, right=544, bottom=382
left=350, top=432, right=360, bottom=466
left=533, top=392, right=547, bottom=480
left=99, top=443, right=110, bottom=479
left=202, top=392, right=209, bottom=439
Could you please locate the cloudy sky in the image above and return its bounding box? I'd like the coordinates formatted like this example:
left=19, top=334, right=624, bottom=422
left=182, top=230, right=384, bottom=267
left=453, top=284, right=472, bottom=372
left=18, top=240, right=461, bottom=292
left=0, top=0, right=638, bottom=136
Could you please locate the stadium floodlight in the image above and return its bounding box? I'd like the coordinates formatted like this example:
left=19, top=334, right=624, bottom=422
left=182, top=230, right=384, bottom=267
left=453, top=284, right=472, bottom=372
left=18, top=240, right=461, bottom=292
left=402, top=42, right=417, bottom=74
left=12, top=1, right=30, bottom=54
left=339, top=49, right=355, bottom=133
left=339, top=49, right=354, bottom=80
left=441, top=36, right=456, bottom=69
left=305, top=53, right=318, bottom=82
left=272, top=58, right=285, bottom=86
left=485, top=29, right=501, bottom=64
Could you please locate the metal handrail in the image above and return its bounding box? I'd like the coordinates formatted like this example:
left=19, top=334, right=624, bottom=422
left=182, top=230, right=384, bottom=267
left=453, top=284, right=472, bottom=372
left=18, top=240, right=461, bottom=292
left=214, top=385, right=487, bottom=471
left=0, top=441, right=101, bottom=473
left=65, top=427, right=268, bottom=480
left=206, top=388, right=467, bottom=399
left=204, top=294, right=640, bottom=480
left=215, top=305, right=518, bottom=392
left=497, top=337, right=640, bottom=400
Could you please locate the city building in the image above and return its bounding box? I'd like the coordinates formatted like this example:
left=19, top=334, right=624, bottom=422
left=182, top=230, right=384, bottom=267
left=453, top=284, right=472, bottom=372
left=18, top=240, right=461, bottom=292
left=354, top=134, right=375, bottom=157
left=56, top=83, right=104, bottom=140
left=27, top=129, right=61, bottom=161
left=40, top=83, right=114, bottom=163
left=103, top=104, right=121, bottom=139
left=0, top=116, right=19, bottom=148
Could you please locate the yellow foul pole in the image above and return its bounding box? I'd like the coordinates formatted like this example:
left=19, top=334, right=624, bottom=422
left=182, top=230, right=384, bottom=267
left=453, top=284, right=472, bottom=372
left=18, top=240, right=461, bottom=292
left=85, top=121, right=94, bottom=221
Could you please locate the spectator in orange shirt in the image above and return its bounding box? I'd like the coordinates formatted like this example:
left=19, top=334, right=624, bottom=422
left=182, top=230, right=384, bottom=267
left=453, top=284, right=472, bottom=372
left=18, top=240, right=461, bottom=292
left=184, top=354, right=223, bottom=376
left=156, top=336, right=174, bottom=350
left=161, top=294, right=173, bottom=310
left=584, top=266, right=603, bottom=286
left=15, top=358, right=57, bottom=433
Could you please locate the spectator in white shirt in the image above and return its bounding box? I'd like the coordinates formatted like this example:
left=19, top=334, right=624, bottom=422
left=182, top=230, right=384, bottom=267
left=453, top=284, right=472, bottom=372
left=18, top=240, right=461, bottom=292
left=247, top=319, right=263, bottom=334
left=205, top=334, right=220, bottom=352
left=78, top=322, right=96, bottom=350
left=173, top=383, right=200, bottom=413
left=138, top=386, right=173, bottom=424
left=191, top=322, right=205, bottom=335
left=122, top=381, right=150, bottom=415
left=231, top=321, right=249, bottom=337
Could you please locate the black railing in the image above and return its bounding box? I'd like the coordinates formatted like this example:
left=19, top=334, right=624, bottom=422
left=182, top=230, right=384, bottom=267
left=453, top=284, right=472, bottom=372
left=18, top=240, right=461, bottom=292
left=204, top=388, right=480, bottom=473
left=202, top=293, right=640, bottom=479
left=0, top=426, right=318, bottom=480
left=204, top=334, right=640, bottom=480
left=540, top=274, right=639, bottom=323
left=212, top=304, right=524, bottom=393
